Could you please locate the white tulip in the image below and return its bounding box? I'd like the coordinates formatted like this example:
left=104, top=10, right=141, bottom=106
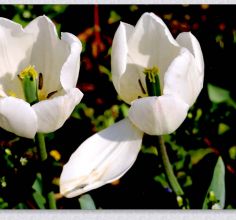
left=0, top=16, right=83, bottom=138
left=60, top=12, right=204, bottom=197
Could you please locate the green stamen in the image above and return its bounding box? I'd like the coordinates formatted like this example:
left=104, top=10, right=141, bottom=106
left=144, top=66, right=161, bottom=96
left=19, top=65, right=39, bottom=105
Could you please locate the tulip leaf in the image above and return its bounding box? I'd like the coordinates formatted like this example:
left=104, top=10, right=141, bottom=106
left=32, top=173, right=43, bottom=194
left=202, top=157, right=225, bottom=209
left=15, top=202, right=27, bottom=209
left=32, top=173, right=46, bottom=209
left=218, top=123, right=230, bottom=135
left=120, top=103, right=129, bottom=117
left=189, top=148, right=213, bottom=165
left=99, top=65, right=111, bottom=80
left=33, top=192, right=46, bottom=209
left=229, top=146, right=236, bottom=160
left=154, top=173, right=170, bottom=190
left=78, top=194, right=96, bottom=210
left=0, top=197, right=8, bottom=209
left=108, top=10, right=121, bottom=24
left=141, top=145, right=158, bottom=156
left=208, top=83, right=230, bottom=103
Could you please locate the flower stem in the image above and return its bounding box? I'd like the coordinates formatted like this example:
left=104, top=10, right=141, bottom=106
left=144, top=65, right=189, bottom=208
left=20, top=66, right=56, bottom=208
left=157, top=136, right=183, bottom=196
left=47, top=191, right=57, bottom=209
left=36, top=133, right=47, bottom=161
left=157, top=135, right=189, bottom=208
left=35, top=133, right=57, bottom=209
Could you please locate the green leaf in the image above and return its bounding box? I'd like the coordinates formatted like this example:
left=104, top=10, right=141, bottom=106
left=78, top=194, right=96, bottom=210
left=229, top=146, right=236, bottom=160
left=33, top=192, right=46, bottom=209
left=108, top=10, right=121, bottom=24
left=215, top=34, right=224, bottom=48
left=141, top=145, right=158, bottom=156
left=32, top=173, right=46, bottom=209
left=154, top=173, right=170, bottom=189
left=195, top=108, right=203, bottom=121
left=15, top=202, right=27, bottom=209
left=130, top=5, right=138, bottom=12
left=120, top=103, right=129, bottom=117
left=32, top=173, right=43, bottom=194
left=0, top=197, right=8, bottom=209
left=99, top=65, right=111, bottom=80
left=189, top=148, right=213, bottom=165
left=183, top=175, right=193, bottom=187
left=202, top=157, right=225, bottom=209
left=12, top=14, right=28, bottom=27
left=218, top=123, right=230, bottom=135
left=208, top=84, right=230, bottom=103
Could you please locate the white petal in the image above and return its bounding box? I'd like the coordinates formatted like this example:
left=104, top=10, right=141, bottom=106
left=111, top=22, right=144, bottom=104
left=0, top=18, right=33, bottom=76
left=163, top=48, right=203, bottom=106
left=0, top=85, right=7, bottom=97
left=127, top=13, right=180, bottom=85
left=0, top=97, right=37, bottom=138
left=111, top=22, right=134, bottom=96
left=60, top=32, right=82, bottom=90
left=0, top=18, right=34, bottom=99
left=32, top=88, right=83, bottom=133
left=176, top=32, right=204, bottom=74
left=128, top=95, right=189, bottom=135
left=24, top=16, right=70, bottom=94
left=60, top=118, right=143, bottom=198
left=111, top=13, right=181, bottom=104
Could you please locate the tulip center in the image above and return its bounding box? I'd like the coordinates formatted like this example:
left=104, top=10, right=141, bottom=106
left=18, top=65, right=56, bottom=104
left=18, top=65, right=38, bottom=81
left=18, top=65, right=39, bottom=104
left=143, top=66, right=161, bottom=97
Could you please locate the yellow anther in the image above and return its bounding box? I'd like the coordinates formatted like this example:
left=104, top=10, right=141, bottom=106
left=38, top=90, right=47, bottom=101
left=19, top=65, right=38, bottom=80
left=7, top=90, right=17, bottom=97
left=50, top=150, right=61, bottom=161
left=144, top=65, right=161, bottom=96
left=143, top=66, right=159, bottom=83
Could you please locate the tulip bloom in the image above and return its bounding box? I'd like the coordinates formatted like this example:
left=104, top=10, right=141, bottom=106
left=60, top=12, right=204, bottom=198
left=0, top=16, right=83, bottom=138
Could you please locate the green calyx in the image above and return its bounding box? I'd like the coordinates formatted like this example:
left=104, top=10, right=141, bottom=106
left=144, top=66, right=161, bottom=97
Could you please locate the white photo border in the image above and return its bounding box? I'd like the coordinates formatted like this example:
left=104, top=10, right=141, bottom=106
left=0, top=0, right=234, bottom=4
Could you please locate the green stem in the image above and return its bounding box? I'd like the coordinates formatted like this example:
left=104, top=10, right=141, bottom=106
left=144, top=66, right=188, bottom=208
left=20, top=66, right=56, bottom=209
left=157, top=136, right=184, bottom=196
left=36, top=133, right=57, bottom=209
left=48, top=191, right=57, bottom=209
left=36, top=133, right=47, bottom=161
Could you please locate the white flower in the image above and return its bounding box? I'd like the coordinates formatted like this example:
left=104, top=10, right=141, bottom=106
left=0, top=16, right=83, bottom=138
left=60, top=12, right=204, bottom=197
